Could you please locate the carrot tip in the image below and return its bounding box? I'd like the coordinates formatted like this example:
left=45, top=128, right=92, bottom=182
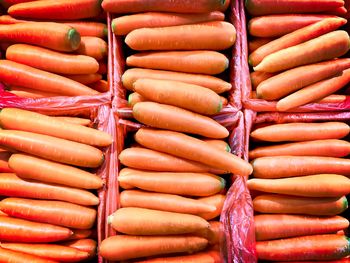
left=68, top=29, right=81, bottom=51
left=343, top=197, right=349, bottom=210
left=217, top=100, right=223, bottom=113
left=128, top=93, right=133, bottom=106
left=107, top=215, right=113, bottom=224
left=111, top=20, right=116, bottom=34
left=225, top=144, right=231, bottom=152
left=220, top=177, right=226, bottom=189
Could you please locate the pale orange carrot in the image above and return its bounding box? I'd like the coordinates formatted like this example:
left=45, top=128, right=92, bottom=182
left=197, top=194, right=226, bottom=220
left=76, top=36, right=107, bottom=60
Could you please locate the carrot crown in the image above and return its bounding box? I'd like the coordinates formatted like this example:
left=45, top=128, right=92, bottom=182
left=68, top=29, right=81, bottom=51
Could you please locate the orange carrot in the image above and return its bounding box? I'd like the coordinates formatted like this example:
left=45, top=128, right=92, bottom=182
left=0, top=197, right=96, bottom=229
left=248, top=14, right=337, bottom=37
left=120, top=190, right=216, bottom=214
left=133, top=250, right=222, bottom=262
left=0, top=173, right=99, bottom=206
left=246, top=0, right=344, bottom=16
left=125, top=21, right=236, bottom=51
left=250, top=139, right=350, bottom=159
left=133, top=79, right=222, bottom=115
left=0, top=151, right=12, bottom=172
left=194, top=221, right=223, bottom=245
left=118, top=168, right=225, bottom=196
left=256, top=234, right=350, bottom=261
left=255, top=214, right=349, bottom=241
left=254, top=31, right=350, bottom=73
left=197, top=194, right=226, bottom=220
left=133, top=102, right=228, bottom=138
left=102, top=0, right=227, bottom=13
left=248, top=174, right=350, bottom=197
left=326, top=6, right=348, bottom=15
left=252, top=156, right=350, bottom=179
left=6, top=44, right=99, bottom=74
left=0, top=216, right=72, bottom=242
left=60, top=239, right=96, bottom=258
left=0, top=14, right=31, bottom=24
left=112, top=11, right=225, bottom=35
left=53, top=116, right=91, bottom=126
left=0, top=60, right=99, bottom=96
left=248, top=38, right=274, bottom=53
left=253, top=194, right=348, bottom=215
left=64, top=73, right=102, bottom=84
left=317, top=94, right=347, bottom=103
left=256, top=58, right=350, bottom=100
left=99, top=235, right=208, bottom=261
left=202, top=139, right=230, bottom=152
left=0, top=22, right=80, bottom=52
left=251, top=122, right=350, bottom=142
left=8, top=0, right=102, bottom=20
left=89, top=79, right=108, bottom=92
left=76, top=36, right=107, bottom=60
left=0, top=247, right=58, bottom=263
left=128, top=92, right=147, bottom=107
left=127, top=51, right=229, bottom=75
left=66, top=229, right=92, bottom=241
left=119, top=147, right=227, bottom=174
left=0, top=130, right=104, bottom=167
left=277, top=68, right=350, bottom=111
left=8, top=86, right=61, bottom=98
left=122, top=68, right=232, bottom=94
left=250, top=71, right=275, bottom=90
left=250, top=17, right=347, bottom=67
left=134, top=128, right=253, bottom=177
left=109, top=207, right=210, bottom=235
left=0, top=243, right=89, bottom=262
left=9, top=154, right=103, bottom=189
left=63, top=21, right=107, bottom=38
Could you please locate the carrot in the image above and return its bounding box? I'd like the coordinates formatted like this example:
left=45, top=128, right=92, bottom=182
left=252, top=156, right=350, bottom=179
left=202, top=139, right=230, bottom=152
left=245, top=0, right=344, bottom=16
left=248, top=14, right=337, bottom=38
left=109, top=207, right=210, bottom=235
left=119, top=147, right=227, bottom=174
left=128, top=92, right=147, bottom=107
left=254, top=31, right=350, bottom=73
left=6, top=44, right=99, bottom=75
left=134, top=250, right=221, bottom=263
left=125, top=21, right=236, bottom=51
left=66, top=229, right=92, bottom=240
left=9, top=154, right=103, bottom=189
left=97, top=61, right=107, bottom=74
left=256, top=58, right=350, bottom=100
left=250, top=139, right=350, bottom=159
left=8, top=86, right=61, bottom=98
left=76, top=36, right=107, bottom=60
left=254, top=214, right=349, bottom=241
left=118, top=168, right=225, bottom=196
left=194, top=221, right=223, bottom=245
left=0, top=22, right=80, bottom=52
left=0, top=14, right=29, bottom=24
left=60, top=239, right=96, bottom=258
left=0, top=216, right=72, bottom=242
left=0, top=151, right=11, bottom=172
left=133, top=102, right=228, bottom=139
left=0, top=243, right=89, bottom=262
left=127, top=51, right=228, bottom=75
left=8, top=0, right=102, bottom=20
left=251, top=122, right=350, bottom=142
left=277, top=68, right=350, bottom=111
left=248, top=174, right=350, bottom=197
left=112, top=11, right=225, bottom=36
left=0, top=60, right=99, bottom=96
left=0, top=247, right=58, bottom=263
left=0, top=173, right=99, bottom=206
left=53, top=116, right=91, bottom=126
left=99, top=235, right=208, bottom=261
left=120, top=190, right=216, bottom=214
left=102, top=0, right=227, bottom=13
left=63, top=21, right=107, bottom=38
left=64, top=73, right=102, bottom=84
left=197, top=194, right=226, bottom=220
left=256, top=234, right=350, bottom=261
left=133, top=79, right=222, bottom=115
left=0, top=130, right=104, bottom=168
left=0, top=197, right=96, bottom=229
left=253, top=194, right=348, bottom=215
left=249, top=17, right=347, bottom=67
left=134, top=128, right=253, bottom=177
left=248, top=38, right=273, bottom=53
left=250, top=71, right=275, bottom=90
left=122, top=68, right=232, bottom=94
left=325, top=6, right=348, bottom=15
left=317, top=94, right=347, bottom=103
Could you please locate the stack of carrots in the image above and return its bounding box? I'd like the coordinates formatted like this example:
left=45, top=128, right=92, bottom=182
left=248, top=121, right=350, bottom=261
left=99, top=0, right=254, bottom=261
left=246, top=0, right=350, bottom=111
left=0, top=0, right=109, bottom=98
left=0, top=107, right=113, bottom=262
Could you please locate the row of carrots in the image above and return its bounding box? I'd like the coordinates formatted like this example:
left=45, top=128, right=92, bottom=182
left=248, top=121, right=350, bottom=261
left=246, top=0, right=350, bottom=111
left=0, top=107, right=113, bottom=262
left=99, top=0, right=255, bottom=261
left=0, top=0, right=109, bottom=98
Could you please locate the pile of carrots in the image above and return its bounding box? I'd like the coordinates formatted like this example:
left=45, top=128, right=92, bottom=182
left=246, top=0, right=350, bottom=111
left=248, top=121, right=350, bottom=261
left=0, top=0, right=109, bottom=98
left=0, top=107, right=113, bottom=262
left=99, top=0, right=254, bottom=261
